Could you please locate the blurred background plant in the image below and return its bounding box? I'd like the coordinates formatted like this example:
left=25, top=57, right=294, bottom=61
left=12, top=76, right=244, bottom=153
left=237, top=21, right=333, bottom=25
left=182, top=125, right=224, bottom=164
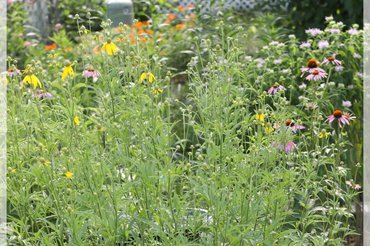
left=257, top=0, right=363, bottom=38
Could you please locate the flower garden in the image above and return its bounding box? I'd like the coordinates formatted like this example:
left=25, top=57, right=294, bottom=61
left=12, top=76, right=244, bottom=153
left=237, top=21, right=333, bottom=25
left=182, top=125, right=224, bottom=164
left=6, top=0, right=364, bottom=245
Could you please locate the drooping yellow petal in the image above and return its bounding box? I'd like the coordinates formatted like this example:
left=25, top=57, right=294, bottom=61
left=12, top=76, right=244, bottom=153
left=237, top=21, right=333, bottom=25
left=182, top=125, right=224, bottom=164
left=140, top=72, right=147, bottom=82
left=31, top=75, right=42, bottom=89
left=153, top=88, right=163, bottom=95
left=23, top=75, right=31, bottom=84
left=62, top=65, right=74, bottom=80
left=101, top=41, right=118, bottom=55
left=23, top=74, right=42, bottom=89
left=74, top=116, right=80, bottom=126
left=147, top=72, right=156, bottom=83
left=140, top=72, right=156, bottom=83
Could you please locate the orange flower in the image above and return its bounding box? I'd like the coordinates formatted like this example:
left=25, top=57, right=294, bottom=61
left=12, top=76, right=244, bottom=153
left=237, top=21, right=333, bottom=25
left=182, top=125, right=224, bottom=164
left=178, top=6, right=185, bottom=11
left=64, top=47, right=73, bottom=52
left=129, top=32, right=137, bottom=44
left=187, top=4, right=194, bottom=9
left=132, top=21, right=143, bottom=30
left=166, top=13, right=177, bottom=23
left=45, top=42, right=57, bottom=51
left=175, top=23, right=186, bottom=30
left=132, top=21, right=149, bottom=30
left=145, top=29, right=154, bottom=35
left=93, top=45, right=101, bottom=54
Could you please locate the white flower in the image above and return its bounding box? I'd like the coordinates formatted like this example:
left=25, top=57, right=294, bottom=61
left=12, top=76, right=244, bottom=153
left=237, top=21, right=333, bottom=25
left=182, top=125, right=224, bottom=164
left=298, top=83, right=307, bottom=90
left=354, top=53, right=361, bottom=59
left=273, top=59, right=282, bottom=65
left=348, top=28, right=359, bottom=35
left=318, top=40, right=329, bottom=49
left=342, top=100, right=352, bottom=107
left=306, top=28, right=322, bottom=36
left=335, top=66, right=344, bottom=72
left=300, top=42, right=311, bottom=49
left=325, top=16, right=334, bottom=21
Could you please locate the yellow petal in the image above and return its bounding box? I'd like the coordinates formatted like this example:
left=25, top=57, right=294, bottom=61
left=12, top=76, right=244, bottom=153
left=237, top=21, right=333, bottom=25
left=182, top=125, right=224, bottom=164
left=102, top=42, right=118, bottom=55
left=74, top=116, right=80, bottom=126
left=140, top=73, right=147, bottom=82
left=148, top=73, right=156, bottom=83
left=64, top=171, right=73, bottom=179
left=23, top=75, right=31, bottom=84
left=62, top=66, right=74, bottom=80
left=30, top=75, right=41, bottom=89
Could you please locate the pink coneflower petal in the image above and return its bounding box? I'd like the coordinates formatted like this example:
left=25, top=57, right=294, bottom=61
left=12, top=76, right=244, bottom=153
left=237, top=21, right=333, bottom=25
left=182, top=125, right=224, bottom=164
left=306, top=69, right=327, bottom=81
left=326, top=110, right=354, bottom=127
left=285, top=141, right=296, bottom=153
left=268, top=84, right=285, bottom=95
left=326, top=115, right=335, bottom=123
left=293, top=125, right=305, bottom=131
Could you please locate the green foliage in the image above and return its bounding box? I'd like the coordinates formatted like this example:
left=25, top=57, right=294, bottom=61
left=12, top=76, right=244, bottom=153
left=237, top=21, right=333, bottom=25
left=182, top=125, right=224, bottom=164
left=7, top=1, right=28, bottom=68
left=6, top=4, right=363, bottom=245
left=55, top=0, right=106, bottom=42
left=258, top=0, right=363, bottom=38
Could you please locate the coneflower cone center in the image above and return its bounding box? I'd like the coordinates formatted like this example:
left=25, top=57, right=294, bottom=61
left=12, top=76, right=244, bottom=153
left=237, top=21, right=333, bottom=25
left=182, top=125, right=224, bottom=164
left=333, top=110, right=343, bottom=118
left=307, top=59, right=318, bottom=68
left=286, top=120, right=294, bottom=126
left=312, top=70, right=320, bottom=75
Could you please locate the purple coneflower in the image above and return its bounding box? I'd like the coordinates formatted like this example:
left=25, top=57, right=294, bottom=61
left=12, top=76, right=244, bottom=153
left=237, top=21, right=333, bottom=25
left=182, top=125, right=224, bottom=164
left=32, top=90, right=54, bottom=100
left=274, top=141, right=296, bottom=153
left=286, top=119, right=305, bottom=132
left=326, top=110, right=355, bottom=128
left=7, top=68, right=21, bottom=77
left=306, top=69, right=327, bottom=81
left=300, top=58, right=326, bottom=74
left=322, top=54, right=341, bottom=66
left=82, top=68, right=99, bottom=80
left=268, top=83, right=285, bottom=95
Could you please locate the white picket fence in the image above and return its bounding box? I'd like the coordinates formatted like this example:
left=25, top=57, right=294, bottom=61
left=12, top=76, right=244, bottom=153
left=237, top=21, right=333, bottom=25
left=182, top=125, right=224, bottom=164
left=24, top=0, right=283, bottom=38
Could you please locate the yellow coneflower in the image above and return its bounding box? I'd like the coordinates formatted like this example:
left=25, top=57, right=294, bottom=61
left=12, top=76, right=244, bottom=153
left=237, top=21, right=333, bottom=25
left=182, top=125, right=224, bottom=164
left=140, top=72, right=156, bottom=83
left=62, top=63, right=75, bottom=80
left=23, top=73, right=42, bottom=89
left=153, top=87, right=163, bottom=95
left=64, top=171, right=73, bottom=179
left=101, top=39, right=118, bottom=55
left=255, top=112, right=265, bottom=122
left=264, top=123, right=274, bottom=134
left=319, top=129, right=330, bottom=139
left=74, top=116, right=80, bottom=126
